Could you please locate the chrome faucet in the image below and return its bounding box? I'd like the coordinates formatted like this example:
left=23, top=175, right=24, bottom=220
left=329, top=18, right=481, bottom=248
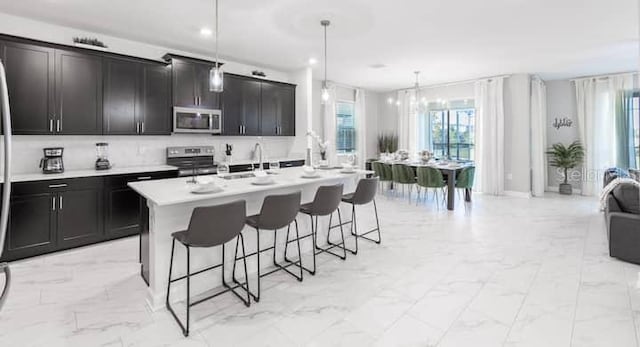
left=253, top=142, right=264, bottom=171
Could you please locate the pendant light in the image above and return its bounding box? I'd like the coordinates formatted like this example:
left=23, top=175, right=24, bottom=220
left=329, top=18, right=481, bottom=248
left=209, top=0, right=223, bottom=92
left=413, top=71, right=427, bottom=114
left=320, top=20, right=331, bottom=103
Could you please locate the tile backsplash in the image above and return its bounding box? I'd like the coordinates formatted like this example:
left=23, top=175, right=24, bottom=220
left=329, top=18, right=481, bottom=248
left=2, top=134, right=303, bottom=173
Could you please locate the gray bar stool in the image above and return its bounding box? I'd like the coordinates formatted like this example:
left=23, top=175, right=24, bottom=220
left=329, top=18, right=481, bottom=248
left=234, top=191, right=303, bottom=302
left=166, top=200, right=249, bottom=337
left=292, top=184, right=347, bottom=276
left=338, top=177, right=381, bottom=255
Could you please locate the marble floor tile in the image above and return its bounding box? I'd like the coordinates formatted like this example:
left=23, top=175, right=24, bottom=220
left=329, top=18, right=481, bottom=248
left=3, top=193, right=639, bottom=346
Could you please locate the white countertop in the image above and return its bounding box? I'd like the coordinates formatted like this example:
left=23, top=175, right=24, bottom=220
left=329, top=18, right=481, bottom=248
left=2, top=165, right=178, bottom=183
left=129, top=167, right=372, bottom=206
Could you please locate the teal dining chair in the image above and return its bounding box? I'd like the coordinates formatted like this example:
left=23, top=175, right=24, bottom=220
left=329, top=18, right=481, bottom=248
left=455, top=166, right=475, bottom=203
left=372, top=161, right=393, bottom=193
left=416, top=166, right=447, bottom=207
left=391, top=164, right=416, bottom=202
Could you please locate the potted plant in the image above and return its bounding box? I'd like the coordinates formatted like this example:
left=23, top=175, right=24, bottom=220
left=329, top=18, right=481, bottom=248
left=546, top=141, right=584, bottom=195
left=377, top=133, right=399, bottom=157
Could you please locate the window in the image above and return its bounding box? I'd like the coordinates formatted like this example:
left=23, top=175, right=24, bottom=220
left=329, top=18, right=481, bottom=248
left=418, top=103, right=476, bottom=161
left=632, top=95, right=640, bottom=166
left=336, top=102, right=356, bottom=153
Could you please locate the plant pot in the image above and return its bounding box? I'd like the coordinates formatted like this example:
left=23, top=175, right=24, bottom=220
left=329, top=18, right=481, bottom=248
left=559, top=183, right=573, bottom=195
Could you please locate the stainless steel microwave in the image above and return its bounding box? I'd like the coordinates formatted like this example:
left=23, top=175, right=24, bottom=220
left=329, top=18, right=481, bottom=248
left=173, top=107, right=222, bottom=134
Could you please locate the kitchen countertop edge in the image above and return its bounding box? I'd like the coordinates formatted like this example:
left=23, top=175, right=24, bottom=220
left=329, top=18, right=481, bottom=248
left=2, top=165, right=179, bottom=184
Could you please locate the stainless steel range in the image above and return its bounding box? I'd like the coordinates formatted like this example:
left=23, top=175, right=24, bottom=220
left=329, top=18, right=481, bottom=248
left=166, top=146, right=217, bottom=177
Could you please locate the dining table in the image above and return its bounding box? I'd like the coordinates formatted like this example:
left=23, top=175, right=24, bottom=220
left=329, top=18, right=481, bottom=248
left=375, top=160, right=474, bottom=211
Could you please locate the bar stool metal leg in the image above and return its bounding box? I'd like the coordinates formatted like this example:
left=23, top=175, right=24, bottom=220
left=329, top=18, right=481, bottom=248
left=272, top=224, right=303, bottom=281
left=282, top=219, right=304, bottom=281
left=166, top=240, right=191, bottom=336
left=323, top=209, right=348, bottom=260
left=226, top=234, right=251, bottom=306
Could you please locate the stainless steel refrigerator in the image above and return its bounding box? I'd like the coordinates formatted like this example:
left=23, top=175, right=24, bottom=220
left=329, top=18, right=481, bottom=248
left=0, top=59, right=13, bottom=310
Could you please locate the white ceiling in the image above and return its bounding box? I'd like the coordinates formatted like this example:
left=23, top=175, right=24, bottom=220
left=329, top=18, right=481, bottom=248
left=0, top=0, right=637, bottom=91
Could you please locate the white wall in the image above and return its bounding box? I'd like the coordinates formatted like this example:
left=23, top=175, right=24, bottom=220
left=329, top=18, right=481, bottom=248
left=0, top=13, right=313, bottom=174
left=377, top=92, right=399, bottom=137
left=365, top=91, right=380, bottom=160
left=545, top=79, right=581, bottom=188
left=503, top=74, right=532, bottom=194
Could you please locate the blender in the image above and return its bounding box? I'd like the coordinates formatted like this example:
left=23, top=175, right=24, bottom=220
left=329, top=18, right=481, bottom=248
left=95, top=142, right=112, bottom=170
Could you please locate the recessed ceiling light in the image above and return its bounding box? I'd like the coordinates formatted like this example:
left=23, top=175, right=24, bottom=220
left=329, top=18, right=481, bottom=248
left=370, top=64, right=387, bottom=69
left=200, top=28, right=213, bottom=37
left=308, top=58, right=318, bottom=65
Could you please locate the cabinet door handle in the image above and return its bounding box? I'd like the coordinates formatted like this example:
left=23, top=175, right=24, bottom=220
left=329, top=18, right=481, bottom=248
left=137, top=176, right=152, bottom=180
left=56, top=119, right=61, bottom=132
left=52, top=196, right=56, bottom=211
left=48, top=183, right=67, bottom=188
left=49, top=119, right=54, bottom=133
left=59, top=195, right=63, bottom=210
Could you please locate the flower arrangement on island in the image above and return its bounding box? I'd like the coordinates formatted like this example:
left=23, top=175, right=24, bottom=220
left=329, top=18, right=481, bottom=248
left=307, top=131, right=330, bottom=160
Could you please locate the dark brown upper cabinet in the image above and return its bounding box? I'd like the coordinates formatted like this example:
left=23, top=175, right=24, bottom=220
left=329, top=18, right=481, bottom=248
left=223, top=74, right=261, bottom=136
left=103, top=57, right=139, bottom=134
left=0, top=41, right=55, bottom=134
left=167, top=55, right=221, bottom=110
left=139, top=63, right=171, bottom=134
left=223, top=73, right=295, bottom=137
left=55, top=49, right=103, bottom=135
left=261, top=82, right=295, bottom=136
left=103, top=58, right=170, bottom=135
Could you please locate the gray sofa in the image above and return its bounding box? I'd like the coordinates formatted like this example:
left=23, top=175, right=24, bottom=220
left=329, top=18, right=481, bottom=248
left=606, top=182, right=640, bottom=264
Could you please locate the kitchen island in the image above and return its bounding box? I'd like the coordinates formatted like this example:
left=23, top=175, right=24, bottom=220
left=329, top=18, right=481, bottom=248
left=128, top=166, right=370, bottom=310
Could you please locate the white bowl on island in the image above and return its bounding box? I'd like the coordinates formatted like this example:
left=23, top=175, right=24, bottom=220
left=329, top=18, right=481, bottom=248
left=252, top=170, right=274, bottom=185
left=302, top=166, right=319, bottom=178
left=340, top=163, right=355, bottom=173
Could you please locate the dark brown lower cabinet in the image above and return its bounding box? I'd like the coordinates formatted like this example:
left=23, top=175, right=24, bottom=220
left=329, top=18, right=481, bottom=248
left=56, top=179, right=104, bottom=249
left=104, top=171, right=177, bottom=239
left=0, top=170, right=177, bottom=262
left=2, top=182, right=56, bottom=261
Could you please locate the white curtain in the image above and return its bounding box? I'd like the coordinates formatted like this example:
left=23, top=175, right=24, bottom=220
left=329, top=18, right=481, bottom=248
left=530, top=77, right=547, bottom=197
left=397, top=90, right=418, bottom=156
left=575, top=74, right=635, bottom=196
left=322, top=85, right=338, bottom=166
left=354, top=88, right=367, bottom=168
left=474, top=77, right=505, bottom=195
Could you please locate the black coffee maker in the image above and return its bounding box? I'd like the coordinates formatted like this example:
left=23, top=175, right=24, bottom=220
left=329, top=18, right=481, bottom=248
left=39, top=147, right=64, bottom=174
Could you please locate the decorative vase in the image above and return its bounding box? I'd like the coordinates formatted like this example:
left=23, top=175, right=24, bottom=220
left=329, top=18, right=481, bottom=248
left=559, top=183, right=572, bottom=195
left=320, top=151, right=327, bottom=161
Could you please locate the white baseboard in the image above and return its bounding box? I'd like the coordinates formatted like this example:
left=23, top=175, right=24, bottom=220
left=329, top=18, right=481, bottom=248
left=503, top=190, right=532, bottom=198
left=546, top=186, right=582, bottom=194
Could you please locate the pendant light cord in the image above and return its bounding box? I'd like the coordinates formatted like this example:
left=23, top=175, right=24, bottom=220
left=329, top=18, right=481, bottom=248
left=215, top=0, right=219, bottom=68
left=324, top=23, right=327, bottom=85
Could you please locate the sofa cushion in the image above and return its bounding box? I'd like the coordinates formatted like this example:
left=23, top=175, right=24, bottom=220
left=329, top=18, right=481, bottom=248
left=612, top=183, right=640, bottom=215
left=604, top=168, right=630, bottom=187
left=630, top=169, right=640, bottom=182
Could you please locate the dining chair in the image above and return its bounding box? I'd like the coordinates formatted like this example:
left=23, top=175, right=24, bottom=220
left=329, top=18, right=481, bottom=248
left=372, top=161, right=393, bottom=193
left=416, top=166, right=447, bottom=207
left=391, top=164, right=416, bottom=202
left=455, top=166, right=475, bottom=203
